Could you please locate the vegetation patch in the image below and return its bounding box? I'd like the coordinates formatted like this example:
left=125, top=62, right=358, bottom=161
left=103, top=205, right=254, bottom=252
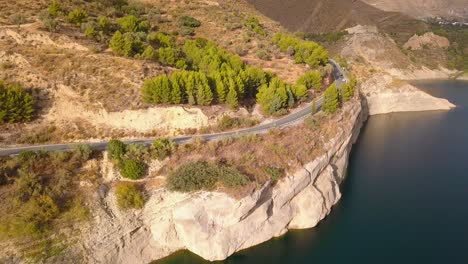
left=0, top=80, right=35, bottom=124
left=0, top=147, right=95, bottom=242
left=273, top=33, right=329, bottom=67
left=167, top=161, right=249, bottom=192
left=115, top=182, right=145, bottom=209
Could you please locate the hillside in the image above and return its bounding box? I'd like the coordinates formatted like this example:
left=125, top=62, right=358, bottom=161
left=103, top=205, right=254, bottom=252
left=247, top=0, right=427, bottom=40
left=361, top=0, right=468, bottom=20
left=0, top=0, right=331, bottom=146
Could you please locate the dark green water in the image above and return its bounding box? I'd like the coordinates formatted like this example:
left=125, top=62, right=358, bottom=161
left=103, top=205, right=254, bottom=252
left=156, top=80, right=468, bottom=264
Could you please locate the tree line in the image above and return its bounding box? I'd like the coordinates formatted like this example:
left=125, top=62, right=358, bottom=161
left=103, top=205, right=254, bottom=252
left=141, top=37, right=332, bottom=115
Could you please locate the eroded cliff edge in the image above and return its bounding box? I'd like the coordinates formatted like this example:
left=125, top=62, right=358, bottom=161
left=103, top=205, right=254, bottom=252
left=82, top=97, right=365, bottom=263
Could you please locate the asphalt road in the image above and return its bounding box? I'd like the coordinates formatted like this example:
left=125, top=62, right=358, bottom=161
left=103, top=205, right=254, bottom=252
left=0, top=60, right=346, bottom=156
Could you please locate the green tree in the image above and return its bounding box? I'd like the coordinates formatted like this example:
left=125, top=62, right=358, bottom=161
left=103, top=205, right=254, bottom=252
left=158, top=47, right=179, bottom=66
left=291, top=84, right=308, bottom=101
left=297, top=71, right=322, bottom=91
left=226, top=86, right=239, bottom=109
left=120, top=159, right=146, bottom=180
left=139, top=46, right=156, bottom=60
left=194, top=72, right=212, bottom=106
left=170, top=72, right=184, bottom=104
left=109, top=31, right=125, bottom=55
left=0, top=81, right=35, bottom=124
left=213, top=72, right=227, bottom=103
left=322, top=83, right=339, bottom=113
left=311, top=99, right=317, bottom=114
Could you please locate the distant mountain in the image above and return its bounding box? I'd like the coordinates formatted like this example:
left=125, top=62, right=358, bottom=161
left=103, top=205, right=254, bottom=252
left=247, top=0, right=427, bottom=38
left=361, top=0, right=468, bottom=20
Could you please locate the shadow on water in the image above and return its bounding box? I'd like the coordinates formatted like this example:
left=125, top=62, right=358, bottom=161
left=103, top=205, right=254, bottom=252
left=155, top=80, right=468, bottom=264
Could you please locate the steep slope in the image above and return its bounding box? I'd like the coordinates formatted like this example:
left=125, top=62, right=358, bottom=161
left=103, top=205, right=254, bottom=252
left=361, top=0, right=468, bottom=20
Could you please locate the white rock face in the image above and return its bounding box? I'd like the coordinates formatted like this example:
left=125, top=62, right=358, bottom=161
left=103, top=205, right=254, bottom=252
left=82, top=100, right=365, bottom=263
left=361, top=74, right=455, bottom=115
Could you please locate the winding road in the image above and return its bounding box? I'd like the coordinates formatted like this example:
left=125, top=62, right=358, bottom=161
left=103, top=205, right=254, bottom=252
left=0, top=60, right=346, bottom=156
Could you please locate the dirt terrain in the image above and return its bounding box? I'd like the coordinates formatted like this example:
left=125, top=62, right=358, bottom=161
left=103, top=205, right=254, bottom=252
left=0, top=0, right=312, bottom=145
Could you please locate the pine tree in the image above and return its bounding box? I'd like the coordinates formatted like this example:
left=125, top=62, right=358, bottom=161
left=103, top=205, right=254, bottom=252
left=109, top=31, right=124, bottom=56
left=213, top=72, right=227, bottom=103
left=157, top=75, right=172, bottom=103
left=322, top=83, right=339, bottom=114
left=0, top=82, right=34, bottom=124
left=226, top=85, right=239, bottom=109
left=185, top=72, right=196, bottom=105
left=291, top=84, right=308, bottom=101
left=140, top=46, right=155, bottom=60
left=170, top=72, right=185, bottom=104
left=195, top=72, right=212, bottom=106
left=342, top=83, right=352, bottom=102
left=142, top=79, right=156, bottom=103
left=122, top=33, right=134, bottom=57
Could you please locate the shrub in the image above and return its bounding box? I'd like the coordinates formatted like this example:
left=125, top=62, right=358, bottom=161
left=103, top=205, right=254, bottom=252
left=217, top=115, right=258, bottom=131
left=167, top=161, right=248, bottom=192
left=68, top=9, right=88, bottom=26
left=117, top=15, right=150, bottom=33
left=256, top=49, right=271, bottom=60
left=72, top=144, right=93, bottom=161
left=107, top=139, right=127, bottom=162
left=304, top=116, right=319, bottom=130
left=244, top=16, right=266, bottom=36
left=125, top=143, right=149, bottom=160
left=48, top=0, right=62, bottom=17
left=115, top=183, right=145, bottom=209
left=152, top=138, right=175, bottom=160
left=180, top=27, right=195, bottom=36
left=178, top=16, right=201, bottom=28
left=119, top=159, right=146, bottom=180
left=265, top=166, right=284, bottom=181
left=39, top=11, right=59, bottom=32
left=0, top=81, right=35, bottom=124
left=9, top=14, right=28, bottom=26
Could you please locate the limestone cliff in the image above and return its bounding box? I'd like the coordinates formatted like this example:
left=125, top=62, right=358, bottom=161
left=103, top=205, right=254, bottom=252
left=79, top=79, right=455, bottom=262
left=81, top=99, right=365, bottom=263
left=360, top=74, right=455, bottom=115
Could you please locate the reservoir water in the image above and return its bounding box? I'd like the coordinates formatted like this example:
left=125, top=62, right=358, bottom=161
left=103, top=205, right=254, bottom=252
left=156, top=80, right=468, bottom=264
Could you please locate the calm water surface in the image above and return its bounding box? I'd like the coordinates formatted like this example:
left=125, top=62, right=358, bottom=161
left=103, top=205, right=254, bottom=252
left=156, top=80, right=468, bottom=264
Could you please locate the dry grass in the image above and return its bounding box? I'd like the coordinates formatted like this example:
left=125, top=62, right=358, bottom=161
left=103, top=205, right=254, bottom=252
left=157, top=103, right=350, bottom=197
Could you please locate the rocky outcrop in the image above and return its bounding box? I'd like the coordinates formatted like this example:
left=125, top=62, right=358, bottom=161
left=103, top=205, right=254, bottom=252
left=403, top=32, right=450, bottom=51
left=360, top=74, right=455, bottom=115
left=82, top=99, right=365, bottom=263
